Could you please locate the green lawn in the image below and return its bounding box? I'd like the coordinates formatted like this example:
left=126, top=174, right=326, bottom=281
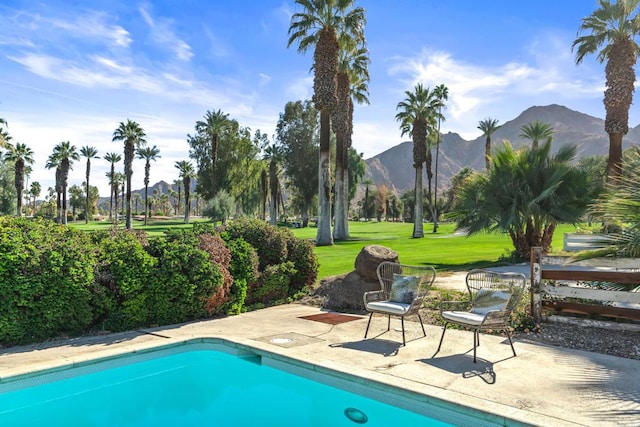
left=68, top=218, right=580, bottom=280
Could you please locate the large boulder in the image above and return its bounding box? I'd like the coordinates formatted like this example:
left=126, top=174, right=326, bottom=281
left=314, top=271, right=380, bottom=312
left=354, top=245, right=399, bottom=281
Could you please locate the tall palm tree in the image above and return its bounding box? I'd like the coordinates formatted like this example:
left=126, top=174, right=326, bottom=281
left=195, top=109, right=228, bottom=198
left=573, top=0, right=640, bottom=181
left=46, top=141, right=80, bottom=224
left=333, top=43, right=370, bottom=240
left=112, top=119, right=146, bottom=229
left=103, top=152, right=122, bottom=222
left=477, top=117, right=501, bottom=171
left=136, top=145, right=161, bottom=225
left=3, top=143, right=34, bottom=216
left=432, top=83, right=448, bottom=233
left=263, top=144, right=281, bottom=225
left=80, top=146, right=99, bottom=223
left=30, top=181, right=41, bottom=214
left=519, top=120, right=554, bottom=149
left=395, top=83, right=440, bottom=238
left=288, top=0, right=366, bottom=246
left=175, top=160, right=196, bottom=224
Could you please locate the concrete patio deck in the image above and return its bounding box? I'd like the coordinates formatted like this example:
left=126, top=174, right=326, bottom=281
left=1, top=303, right=639, bottom=426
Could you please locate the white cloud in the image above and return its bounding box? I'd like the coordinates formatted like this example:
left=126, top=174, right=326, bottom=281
left=285, top=76, right=313, bottom=101
left=139, top=5, right=193, bottom=62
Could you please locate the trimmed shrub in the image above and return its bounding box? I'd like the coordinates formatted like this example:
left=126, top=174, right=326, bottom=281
left=285, top=236, right=318, bottom=295
left=247, top=261, right=296, bottom=306
left=93, top=230, right=156, bottom=331
left=0, top=217, right=95, bottom=345
left=222, top=237, right=259, bottom=314
left=146, top=234, right=224, bottom=325
left=224, top=218, right=288, bottom=270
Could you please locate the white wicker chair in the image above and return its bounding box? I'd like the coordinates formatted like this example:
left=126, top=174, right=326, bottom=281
left=363, top=262, right=436, bottom=346
left=437, top=269, right=526, bottom=362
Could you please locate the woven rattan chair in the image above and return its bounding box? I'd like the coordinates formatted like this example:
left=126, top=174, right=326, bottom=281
left=437, top=269, right=526, bottom=362
left=363, top=262, right=436, bottom=346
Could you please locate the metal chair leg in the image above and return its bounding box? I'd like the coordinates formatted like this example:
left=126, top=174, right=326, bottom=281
left=417, top=313, right=427, bottom=337
left=364, top=312, right=374, bottom=339
left=387, top=314, right=391, bottom=331
left=506, top=330, right=517, bottom=357
left=401, top=317, right=406, bottom=346
left=473, top=330, right=478, bottom=363
left=436, top=323, right=448, bottom=353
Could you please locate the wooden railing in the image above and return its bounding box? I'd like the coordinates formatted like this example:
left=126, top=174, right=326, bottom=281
left=530, top=247, right=640, bottom=322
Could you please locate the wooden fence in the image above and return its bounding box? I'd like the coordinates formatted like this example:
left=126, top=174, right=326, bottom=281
left=530, top=247, right=640, bottom=323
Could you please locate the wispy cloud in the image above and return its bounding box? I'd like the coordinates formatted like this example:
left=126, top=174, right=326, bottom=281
left=139, top=5, right=193, bottom=62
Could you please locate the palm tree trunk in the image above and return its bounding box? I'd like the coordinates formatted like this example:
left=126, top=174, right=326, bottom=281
left=607, top=132, right=624, bottom=182
left=85, top=163, right=90, bottom=224
left=485, top=136, right=491, bottom=171
left=433, top=125, right=441, bottom=233
left=124, top=143, right=134, bottom=229
left=184, top=178, right=190, bottom=224
left=316, top=109, right=333, bottom=246
left=333, top=140, right=345, bottom=240
left=413, top=165, right=424, bottom=238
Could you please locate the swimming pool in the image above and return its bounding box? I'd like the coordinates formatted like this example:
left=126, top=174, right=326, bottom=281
left=0, top=341, right=508, bottom=426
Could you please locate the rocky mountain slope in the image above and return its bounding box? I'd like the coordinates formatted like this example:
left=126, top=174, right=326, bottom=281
left=365, top=104, right=640, bottom=194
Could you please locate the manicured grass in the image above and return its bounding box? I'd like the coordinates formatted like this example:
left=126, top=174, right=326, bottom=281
left=69, top=217, right=581, bottom=280
left=290, top=221, right=580, bottom=279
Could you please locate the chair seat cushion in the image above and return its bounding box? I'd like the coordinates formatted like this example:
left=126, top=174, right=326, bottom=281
left=389, top=274, right=420, bottom=303
left=441, top=310, right=485, bottom=326
left=366, top=301, right=410, bottom=315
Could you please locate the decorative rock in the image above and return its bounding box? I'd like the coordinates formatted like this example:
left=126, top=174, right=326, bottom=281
left=315, top=271, right=381, bottom=312
left=354, top=245, right=399, bottom=281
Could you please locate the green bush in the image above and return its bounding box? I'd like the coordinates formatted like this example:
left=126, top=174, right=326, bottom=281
left=247, top=261, right=297, bottom=306
left=93, top=230, right=156, bottom=331
left=0, top=217, right=96, bottom=345
left=147, top=234, right=224, bottom=325
left=285, top=236, right=318, bottom=295
left=220, top=237, right=258, bottom=314
left=224, top=218, right=288, bottom=270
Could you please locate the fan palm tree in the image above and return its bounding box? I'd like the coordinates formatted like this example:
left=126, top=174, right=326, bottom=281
left=477, top=117, right=501, bottom=171
left=103, top=152, right=122, bottom=222
left=175, top=160, right=196, bottom=224
left=432, top=83, right=448, bottom=233
left=195, top=109, right=229, bottom=198
left=395, top=83, right=440, bottom=238
left=112, top=119, right=146, bottom=229
left=136, top=145, right=161, bottom=225
left=573, top=0, right=640, bottom=181
left=333, top=43, right=370, bottom=240
left=80, top=146, right=99, bottom=223
left=519, top=120, right=554, bottom=149
left=449, top=140, right=593, bottom=259
left=288, top=0, right=366, bottom=246
left=30, top=181, right=41, bottom=214
left=46, top=141, right=80, bottom=224
left=0, top=118, right=10, bottom=150
left=3, top=142, right=34, bottom=216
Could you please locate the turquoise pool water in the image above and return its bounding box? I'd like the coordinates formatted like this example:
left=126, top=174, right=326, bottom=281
left=0, top=343, right=501, bottom=426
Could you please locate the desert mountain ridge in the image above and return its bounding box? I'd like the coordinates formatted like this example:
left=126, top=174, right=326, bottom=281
left=364, top=104, right=640, bottom=195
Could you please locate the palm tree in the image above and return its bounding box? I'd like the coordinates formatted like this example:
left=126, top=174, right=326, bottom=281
left=3, top=143, right=34, bottom=216
left=175, top=160, right=196, bottom=224
left=112, top=119, right=146, bottom=229
left=195, top=109, right=229, bottom=198
left=449, top=140, right=593, bottom=259
left=477, top=117, right=501, bottom=171
left=30, top=181, right=41, bottom=214
left=46, top=141, right=80, bottom=224
left=288, top=0, right=366, bottom=246
left=136, top=145, right=161, bottom=225
left=333, top=43, right=370, bottom=240
left=432, top=83, right=448, bottom=233
left=103, top=152, right=122, bottom=222
left=79, top=146, right=99, bottom=223
left=173, top=179, right=182, bottom=216
left=519, top=120, right=554, bottom=149
left=395, top=83, right=440, bottom=238
left=262, top=144, right=281, bottom=225
left=0, top=118, right=9, bottom=150
left=573, top=0, right=640, bottom=181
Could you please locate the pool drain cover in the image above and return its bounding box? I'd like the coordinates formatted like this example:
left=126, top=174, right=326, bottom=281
left=344, top=407, right=368, bottom=424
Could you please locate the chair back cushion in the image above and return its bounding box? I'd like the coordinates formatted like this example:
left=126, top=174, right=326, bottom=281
left=389, top=274, right=420, bottom=304
left=470, top=288, right=511, bottom=315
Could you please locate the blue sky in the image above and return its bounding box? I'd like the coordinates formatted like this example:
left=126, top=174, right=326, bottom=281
left=0, top=0, right=617, bottom=197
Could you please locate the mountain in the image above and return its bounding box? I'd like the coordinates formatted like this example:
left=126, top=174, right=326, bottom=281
left=364, top=104, right=640, bottom=194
